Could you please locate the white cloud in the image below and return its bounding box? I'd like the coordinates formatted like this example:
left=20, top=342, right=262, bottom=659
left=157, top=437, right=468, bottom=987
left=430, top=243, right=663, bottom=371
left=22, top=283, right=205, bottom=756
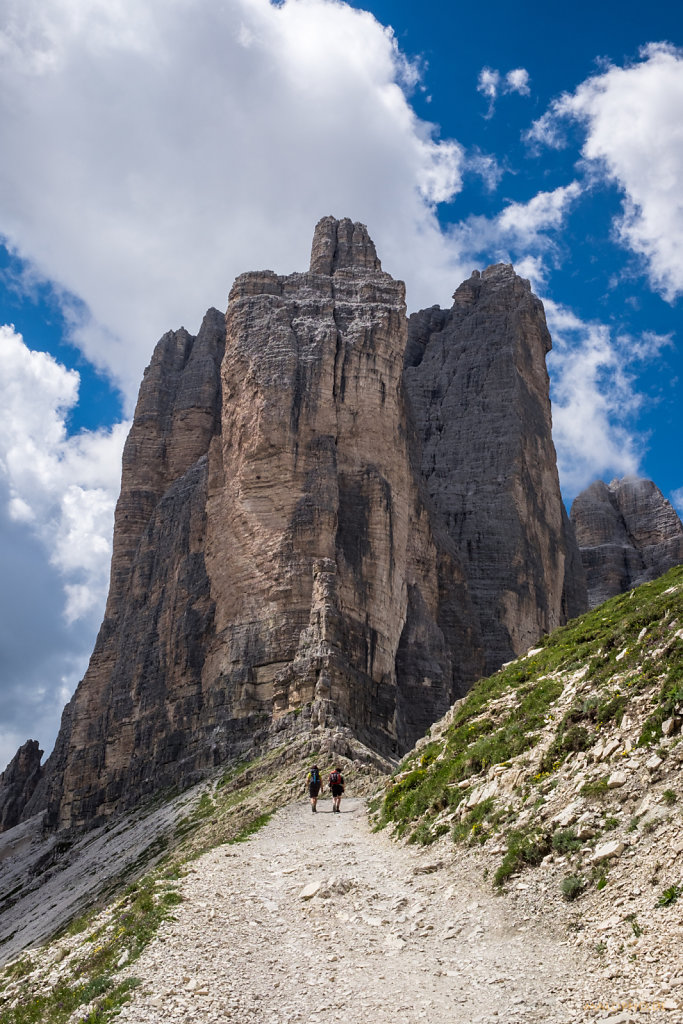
left=505, top=68, right=530, bottom=96
left=0, top=324, right=128, bottom=623
left=446, top=181, right=582, bottom=278
left=0, top=0, right=467, bottom=408
left=497, top=181, right=581, bottom=236
left=465, top=149, right=504, bottom=192
left=477, top=64, right=530, bottom=117
left=527, top=43, right=683, bottom=301
left=545, top=300, right=672, bottom=496
left=477, top=66, right=500, bottom=100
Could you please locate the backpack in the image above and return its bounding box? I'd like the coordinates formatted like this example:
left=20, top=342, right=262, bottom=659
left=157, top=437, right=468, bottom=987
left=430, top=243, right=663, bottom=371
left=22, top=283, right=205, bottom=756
left=329, top=770, right=342, bottom=786
left=310, top=768, right=321, bottom=785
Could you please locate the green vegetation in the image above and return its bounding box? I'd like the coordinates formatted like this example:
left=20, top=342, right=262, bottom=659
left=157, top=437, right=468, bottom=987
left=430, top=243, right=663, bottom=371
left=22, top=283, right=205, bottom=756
left=494, top=827, right=550, bottom=886
left=625, top=912, right=643, bottom=937
left=373, top=565, right=683, bottom=886
left=561, top=875, right=585, bottom=901
left=552, top=828, right=582, bottom=854
left=657, top=883, right=682, bottom=907
left=0, top=873, right=181, bottom=1024
left=662, top=789, right=678, bottom=806
left=580, top=776, right=610, bottom=799
left=228, top=812, right=272, bottom=844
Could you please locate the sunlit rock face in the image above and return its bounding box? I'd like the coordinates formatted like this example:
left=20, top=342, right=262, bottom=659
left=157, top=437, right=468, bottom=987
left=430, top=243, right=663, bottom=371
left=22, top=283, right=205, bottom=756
left=571, top=477, right=683, bottom=608
left=9, top=218, right=588, bottom=831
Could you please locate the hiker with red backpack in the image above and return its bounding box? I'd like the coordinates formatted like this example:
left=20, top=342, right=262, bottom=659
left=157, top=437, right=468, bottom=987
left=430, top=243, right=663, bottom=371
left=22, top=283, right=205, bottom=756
left=307, top=764, right=322, bottom=813
left=328, top=766, right=345, bottom=813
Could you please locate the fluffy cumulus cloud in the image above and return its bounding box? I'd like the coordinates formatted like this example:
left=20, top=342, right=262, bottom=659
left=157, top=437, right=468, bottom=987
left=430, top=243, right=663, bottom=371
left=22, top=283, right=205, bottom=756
left=545, top=302, right=672, bottom=496
left=0, top=0, right=467, bottom=407
left=527, top=43, right=683, bottom=301
left=0, top=324, right=128, bottom=623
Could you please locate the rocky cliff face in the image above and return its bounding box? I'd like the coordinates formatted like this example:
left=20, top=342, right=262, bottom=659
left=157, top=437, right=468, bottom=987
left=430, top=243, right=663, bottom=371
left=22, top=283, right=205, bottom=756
left=404, top=266, right=586, bottom=674
left=571, top=477, right=683, bottom=608
left=6, top=218, right=587, bottom=832
left=0, top=740, right=43, bottom=831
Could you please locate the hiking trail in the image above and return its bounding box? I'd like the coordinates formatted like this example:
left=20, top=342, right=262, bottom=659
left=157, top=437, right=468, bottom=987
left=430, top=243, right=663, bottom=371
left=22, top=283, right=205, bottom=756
left=116, top=796, right=599, bottom=1023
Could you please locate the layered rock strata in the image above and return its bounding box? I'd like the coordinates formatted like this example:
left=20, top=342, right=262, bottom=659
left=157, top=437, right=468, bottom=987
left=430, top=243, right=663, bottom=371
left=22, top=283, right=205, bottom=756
left=5, top=218, right=587, bottom=832
left=404, top=266, right=586, bottom=674
left=202, top=216, right=482, bottom=760
left=571, top=477, right=683, bottom=608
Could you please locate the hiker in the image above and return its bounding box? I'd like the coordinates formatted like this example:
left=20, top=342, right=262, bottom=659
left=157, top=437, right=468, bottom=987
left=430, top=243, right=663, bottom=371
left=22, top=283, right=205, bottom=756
left=307, top=764, right=322, bottom=812
left=328, top=765, right=345, bottom=813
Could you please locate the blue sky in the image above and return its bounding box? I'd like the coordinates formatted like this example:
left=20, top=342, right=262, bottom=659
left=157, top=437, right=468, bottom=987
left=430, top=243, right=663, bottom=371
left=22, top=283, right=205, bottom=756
left=1, top=0, right=682, bottom=769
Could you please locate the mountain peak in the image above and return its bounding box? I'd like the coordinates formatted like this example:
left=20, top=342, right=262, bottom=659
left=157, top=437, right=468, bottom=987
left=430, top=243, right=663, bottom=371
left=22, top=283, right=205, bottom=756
left=309, top=215, right=382, bottom=274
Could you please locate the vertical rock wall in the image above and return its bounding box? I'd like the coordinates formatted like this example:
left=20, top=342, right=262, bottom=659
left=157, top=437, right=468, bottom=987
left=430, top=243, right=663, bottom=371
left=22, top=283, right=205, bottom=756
left=404, top=265, right=586, bottom=674
left=25, top=311, right=226, bottom=829
left=202, top=216, right=481, bottom=757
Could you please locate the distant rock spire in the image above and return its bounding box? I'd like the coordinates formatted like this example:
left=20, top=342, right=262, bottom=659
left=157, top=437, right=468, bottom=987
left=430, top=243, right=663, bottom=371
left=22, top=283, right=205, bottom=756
left=0, top=739, right=42, bottom=831
left=571, top=476, right=683, bottom=608
left=309, top=216, right=381, bottom=274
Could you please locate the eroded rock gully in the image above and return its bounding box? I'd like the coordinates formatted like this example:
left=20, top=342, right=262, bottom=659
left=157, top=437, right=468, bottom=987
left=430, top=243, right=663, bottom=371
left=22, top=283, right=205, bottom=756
left=115, top=799, right=596, bottom=1024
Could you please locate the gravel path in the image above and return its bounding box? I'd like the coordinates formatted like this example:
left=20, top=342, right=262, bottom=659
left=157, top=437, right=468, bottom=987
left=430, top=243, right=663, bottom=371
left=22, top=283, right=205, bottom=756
left=118, top=796, right=594, bottom=1023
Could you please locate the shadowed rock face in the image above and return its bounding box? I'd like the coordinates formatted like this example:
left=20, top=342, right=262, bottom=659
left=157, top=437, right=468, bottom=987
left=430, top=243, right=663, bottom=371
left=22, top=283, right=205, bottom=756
left=0, top=740, right=42, bottom=831
left=4, top=218, right=589, bottom=832
left=404, top=266, right=586, bottom=674
left=571, top=477, right=683, bottom=608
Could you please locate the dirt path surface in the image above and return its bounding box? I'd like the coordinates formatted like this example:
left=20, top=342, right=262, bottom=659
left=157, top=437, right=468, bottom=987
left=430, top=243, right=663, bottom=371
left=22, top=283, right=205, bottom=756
left=116, top=796, right=598, bottom=1024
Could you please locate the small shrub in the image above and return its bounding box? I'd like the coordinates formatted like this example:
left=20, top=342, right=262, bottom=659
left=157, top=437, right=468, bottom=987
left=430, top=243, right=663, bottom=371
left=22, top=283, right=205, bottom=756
left=418, top=743, right=441, bottom=768
left=627, top=817, right=640, bottom=832
left=561, top=724, right=592, bottom=752
left=624, top=912, right=642, bottom=937
left=597, top=694, right=627, bottom=725
left=561, top=875, right=585, bottom=901
left=662, top=789, right=677, bottom=806
left=580, top=776, right=610, bottom=798
left=552, top=828, right=582, bottom=854
left=591, top=864, right=609, bottom=890
left=657, top=883, right=682, bottom=907
left=494, top=828, right=550, bottom=886
left=603, top=815, right=619, bottom=831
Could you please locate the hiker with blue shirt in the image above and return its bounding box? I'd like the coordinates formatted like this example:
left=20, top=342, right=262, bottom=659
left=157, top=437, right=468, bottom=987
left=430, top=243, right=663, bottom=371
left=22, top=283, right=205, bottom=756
left=307, top=764, right=322, bottom=812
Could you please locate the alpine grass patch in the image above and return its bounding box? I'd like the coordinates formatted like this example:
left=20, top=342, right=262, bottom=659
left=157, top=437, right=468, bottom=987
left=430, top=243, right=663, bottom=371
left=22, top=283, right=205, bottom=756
left=561, top=875, right=585, bottom=901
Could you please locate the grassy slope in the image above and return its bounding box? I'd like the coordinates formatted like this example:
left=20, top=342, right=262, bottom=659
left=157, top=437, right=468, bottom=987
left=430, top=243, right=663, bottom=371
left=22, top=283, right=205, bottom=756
left=372, top=565, right=683, bottom=886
